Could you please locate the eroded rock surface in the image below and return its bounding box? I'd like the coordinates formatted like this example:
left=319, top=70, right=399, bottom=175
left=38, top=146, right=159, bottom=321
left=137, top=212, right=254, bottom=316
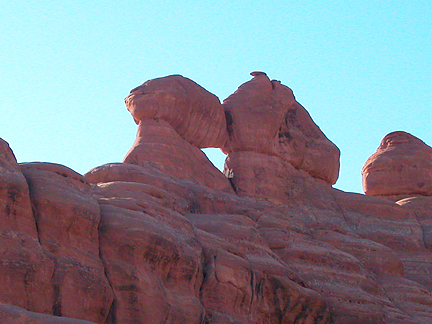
left=0, top=139, right=55, bottom=314
left=1, top=74, right=432, bottom=324
left=20, top=162, right=113, bottom=322
left=362, top=131, right=432, bottom=200
left=223, top=72, right=340, bottom=185
left=123, top=75, right=231, bottom=191
left=123, top=119, right=232, bottom=192
left=222, top=72, right=340, bottom=203
left=0, top=303, right=96, bottom=324
left=124, top=74, right=228, bottom=148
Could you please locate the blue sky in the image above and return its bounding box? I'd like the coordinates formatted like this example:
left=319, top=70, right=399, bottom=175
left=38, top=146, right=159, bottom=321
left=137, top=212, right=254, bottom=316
left=1, top=0, right=431, bottom=194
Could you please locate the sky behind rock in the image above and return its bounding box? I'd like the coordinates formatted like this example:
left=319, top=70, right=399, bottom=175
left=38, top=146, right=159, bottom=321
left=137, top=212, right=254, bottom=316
left=1, top=0, right=431, bottom=193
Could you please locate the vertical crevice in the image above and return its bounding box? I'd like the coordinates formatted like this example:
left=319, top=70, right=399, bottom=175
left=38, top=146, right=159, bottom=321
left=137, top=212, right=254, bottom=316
left=52, top=284, right=61, bottom=316
left=105, top=299, right=117, bottom=324
left=228, top=178, right=237, bottom=194
left=20, top=173, right=43, bottom=245
left=52, top=259, right=62, bottom=316
left=224, top=111, right=234, bottom=137
left=30, top=201, right=42, bottom=245
left=97, top=212, right=117, bottom=324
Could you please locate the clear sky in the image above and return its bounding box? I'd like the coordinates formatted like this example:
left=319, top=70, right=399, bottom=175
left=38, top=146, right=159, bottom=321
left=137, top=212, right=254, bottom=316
left=1, top=0, right=431, bottom=194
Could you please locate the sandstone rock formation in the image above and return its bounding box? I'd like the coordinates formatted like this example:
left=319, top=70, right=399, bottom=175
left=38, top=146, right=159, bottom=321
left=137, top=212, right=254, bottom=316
left=223, top=72, right=340, bottom=184
left=362, top=131, right=432, bottom=201
left=123, top=75, right=231, bottom=191
left=20, top=162, right=113, bottom=322
left=223, top=72, right=340, bottom=204
left=1, top=73, right=432, bottom=324
left=0, top=139, right=55, bottom=314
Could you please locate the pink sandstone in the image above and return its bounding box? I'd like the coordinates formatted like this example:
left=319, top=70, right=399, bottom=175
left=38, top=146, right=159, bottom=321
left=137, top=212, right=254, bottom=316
left=223, top=72, right=340, bottom=185
left=0, top=73, right=432, bottom=324
left=362, top=131, right=432, bottom=200
left=123, top=75, right=231, bottom=191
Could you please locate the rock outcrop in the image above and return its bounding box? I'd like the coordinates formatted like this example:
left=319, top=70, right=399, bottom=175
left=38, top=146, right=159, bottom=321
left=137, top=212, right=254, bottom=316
left=0, top=139, right=55, bottom=314
left=20, top=162, right=113, bottom=322
left=223, top=72, right=340, bottom=184
left=362, top=131, right=432, bottom=201
left=123, top=75, right=231, bottom=191
left=1, top=73, right=432, bottom=324
left=223, top=72, right=340, bottom=204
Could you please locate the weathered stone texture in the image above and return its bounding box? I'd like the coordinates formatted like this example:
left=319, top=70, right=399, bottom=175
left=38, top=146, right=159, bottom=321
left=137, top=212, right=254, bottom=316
left=362, top=131, right=432, bottom=200
left=222, top=72, right=340, bottom=186
left=1, top=74, right=432, bottom=324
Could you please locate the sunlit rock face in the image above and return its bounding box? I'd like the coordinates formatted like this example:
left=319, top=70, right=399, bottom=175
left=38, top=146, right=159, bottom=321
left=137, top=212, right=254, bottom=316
left=222, top=72, right=340, bottom=203
left=0, top=139, right=55, bottom=315
left=222, top=72, right=340, bottom=185
left=124, top=74, right=228, bottom=148
left=123, top=75, right=232, bottom=191
left=2, top=74, right=432, bottom=324
left=123, top=72, right=340, bottom=204
left=362, top=131, right=432, bottom=201
left=20, top=162, right=113, bottom=322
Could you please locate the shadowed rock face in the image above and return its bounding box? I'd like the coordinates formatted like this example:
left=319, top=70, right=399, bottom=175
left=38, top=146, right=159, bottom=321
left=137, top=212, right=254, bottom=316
left=2, top=74, right=432, bottom=324
left=362, top=131, right=432, bottom=200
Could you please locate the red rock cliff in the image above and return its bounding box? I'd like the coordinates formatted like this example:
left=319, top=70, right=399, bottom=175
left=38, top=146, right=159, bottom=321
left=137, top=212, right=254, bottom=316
left=1, top=74, right=432, bottom=324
